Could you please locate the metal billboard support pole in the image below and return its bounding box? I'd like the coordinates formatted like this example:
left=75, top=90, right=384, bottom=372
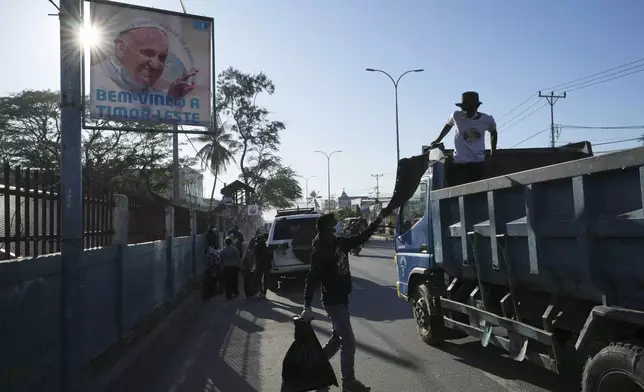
left=59, top=0, right=83, bottom=390
left=173, top=127, right=180, bottom=207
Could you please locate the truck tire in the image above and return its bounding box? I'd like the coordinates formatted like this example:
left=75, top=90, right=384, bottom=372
left=582, top=342, right=644, bottom=392
left=413, top=283, right=445, bottom=346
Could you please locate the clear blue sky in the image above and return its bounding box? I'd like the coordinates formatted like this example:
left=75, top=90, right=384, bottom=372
left=2, top=0, right=644, bottom=220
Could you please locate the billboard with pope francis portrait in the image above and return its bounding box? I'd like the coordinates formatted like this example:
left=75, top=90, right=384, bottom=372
left=88, top=0, right=213, bottom=127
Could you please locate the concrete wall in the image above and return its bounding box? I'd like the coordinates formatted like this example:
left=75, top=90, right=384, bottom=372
left=0, top=234, right=205, bottom=392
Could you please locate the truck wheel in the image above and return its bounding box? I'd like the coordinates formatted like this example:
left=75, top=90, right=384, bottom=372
left=582, top=342, right=644, bottom=392
left=413, top=283, right=444, bottom=346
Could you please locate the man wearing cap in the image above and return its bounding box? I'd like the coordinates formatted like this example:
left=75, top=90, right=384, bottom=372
left=430, top=91, right=498, bottom=186
left=301, top=206, right=392, bottom=392
left=91, top=18, right=198, bottom=99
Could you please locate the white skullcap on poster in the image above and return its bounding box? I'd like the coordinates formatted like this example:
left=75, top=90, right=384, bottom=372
left=117, top=18, right=167, bottom=37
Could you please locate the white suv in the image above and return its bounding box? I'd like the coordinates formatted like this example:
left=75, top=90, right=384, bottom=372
left=266, top=210, right=320, bottom=290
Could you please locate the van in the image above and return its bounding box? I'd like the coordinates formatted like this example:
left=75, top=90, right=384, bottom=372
left=266, top=209, right=320, bottom=290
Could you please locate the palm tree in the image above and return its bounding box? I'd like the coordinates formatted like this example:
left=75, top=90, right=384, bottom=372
left=191, top=114, right=240, bottom=211
left=308, top=190, right=322, bottom=211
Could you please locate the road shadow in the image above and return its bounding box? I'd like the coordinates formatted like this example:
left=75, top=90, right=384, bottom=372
left=349, top=276, right=410, bottom=322
left=275, top=275, right=409, bottom=323
left=364, top=240, right=395, bottom=250
left=440, top=340, right=573, bottom=392
left=104, top=275, right=268, bottom=392
left=310, top=322, right=419, bottom=371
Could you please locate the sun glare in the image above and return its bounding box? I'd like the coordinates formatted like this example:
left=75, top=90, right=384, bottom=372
left=79, top=23, right=101, bottom=48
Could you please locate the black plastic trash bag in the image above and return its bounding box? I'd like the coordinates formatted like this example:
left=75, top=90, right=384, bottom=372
left=388, top=152, right=430, bottom=210
left=281, top=316, right=338, bottom=392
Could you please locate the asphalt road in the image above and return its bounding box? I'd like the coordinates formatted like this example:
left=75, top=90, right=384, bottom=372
left=104, top=241, right=573, bottom=392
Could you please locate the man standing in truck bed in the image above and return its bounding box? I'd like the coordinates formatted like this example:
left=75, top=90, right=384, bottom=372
left=430, top=91, right=498, bottom=186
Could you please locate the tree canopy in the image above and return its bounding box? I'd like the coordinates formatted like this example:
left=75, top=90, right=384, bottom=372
left=0, top=89, right=180, bottom=195
left=216, top=67, right=302, bottom=210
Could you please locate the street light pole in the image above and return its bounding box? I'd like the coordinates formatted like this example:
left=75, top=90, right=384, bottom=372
left=314, top=150, right=342, bottom=213
left=305, top=175, right=315, bottom=208
left=366, top=68, right=424, bottom=163
left=59, top=0, right=83, bottom=390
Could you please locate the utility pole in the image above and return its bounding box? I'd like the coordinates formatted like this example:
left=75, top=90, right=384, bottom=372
left=371, top=174, right=384, bottom=201
left=538, top=91, right=567, bottom=148
left=58, top=0, right=83, bottom=390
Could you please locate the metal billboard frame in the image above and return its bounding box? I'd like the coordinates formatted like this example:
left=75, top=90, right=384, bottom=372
left=80, top=0, right=215, bottom=135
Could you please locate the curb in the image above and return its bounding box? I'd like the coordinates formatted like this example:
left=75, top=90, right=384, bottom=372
left=371, top=236, right=393, bottom=241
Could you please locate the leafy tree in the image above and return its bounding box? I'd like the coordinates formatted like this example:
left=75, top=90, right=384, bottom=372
left=308, top=190, right=322, bottom=211
left=0, top=90, right=61, bottom=169
left=189, top=109, right=239, bottom=211
left=216, top=68, right=302, bottom=209
left=243, top=136, right=302, bottom=210
left=217, top=68, right=285, bottom=181
left=0, top=89, right=182, bottom=195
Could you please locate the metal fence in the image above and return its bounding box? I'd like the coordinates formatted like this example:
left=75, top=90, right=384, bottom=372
left=128, top=195, right=167, bottom=244
left=0, top=163, right=113, bottom=260
left=0, top=163, right=231, bottom=253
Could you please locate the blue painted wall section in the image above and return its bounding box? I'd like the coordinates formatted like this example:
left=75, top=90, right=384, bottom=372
left=0, top=234, right=206, bottom=391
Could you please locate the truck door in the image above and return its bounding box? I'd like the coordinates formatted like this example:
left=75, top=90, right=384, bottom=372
left=395, top=173, right=431, bottom=296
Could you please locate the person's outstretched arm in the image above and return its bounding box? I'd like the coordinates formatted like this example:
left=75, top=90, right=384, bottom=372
left=431, top=112, right=455, bottom=146
left=340, top=208, right=392, bottom=252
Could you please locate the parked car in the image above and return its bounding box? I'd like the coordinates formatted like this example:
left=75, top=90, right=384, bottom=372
left=266, top=208, right=319, bottom=290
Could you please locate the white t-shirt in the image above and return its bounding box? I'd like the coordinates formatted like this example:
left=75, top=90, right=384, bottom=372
left=447, top=111, right=496, bottom=163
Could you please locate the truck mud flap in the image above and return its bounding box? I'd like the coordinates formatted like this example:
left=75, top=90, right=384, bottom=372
left=441, top=297, right=559, bottom=373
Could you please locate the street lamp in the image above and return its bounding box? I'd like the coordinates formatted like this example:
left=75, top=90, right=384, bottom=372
left=304, top=175, right=315, bottom=208
left=314, top=150, right=342, bottom=213
left=366, top=68, right=424, bottom=162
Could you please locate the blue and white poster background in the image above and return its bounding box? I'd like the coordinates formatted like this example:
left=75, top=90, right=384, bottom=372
left=89, top=1, right=212, bottom=127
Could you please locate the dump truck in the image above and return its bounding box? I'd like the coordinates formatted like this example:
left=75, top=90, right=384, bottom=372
left=393, top=142, right=644, bottom=391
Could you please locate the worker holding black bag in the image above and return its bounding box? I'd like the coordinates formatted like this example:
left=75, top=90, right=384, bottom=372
left=295, top=206, right=391, bottom=392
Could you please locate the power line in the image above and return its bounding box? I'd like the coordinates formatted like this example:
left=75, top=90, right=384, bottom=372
left=558, top=136, right=643, bottom=144
left=499, top=102, right=548, bottom=134
left=496, top=57, right=644, bottom=133
left=499, top=100, right=544, bottom=130
left=510, top=127, right=551, bottom=148
left=542, top=56, right=644, bottom=91
left=568, top=66, right=644, bottom=93
left=496, top=94, right=538, bottom=122
left=592, top=137, right=642, bottom=147
left=560, top=63, right=644, bottom=92
left=560, top=124, right=644, bottom=130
